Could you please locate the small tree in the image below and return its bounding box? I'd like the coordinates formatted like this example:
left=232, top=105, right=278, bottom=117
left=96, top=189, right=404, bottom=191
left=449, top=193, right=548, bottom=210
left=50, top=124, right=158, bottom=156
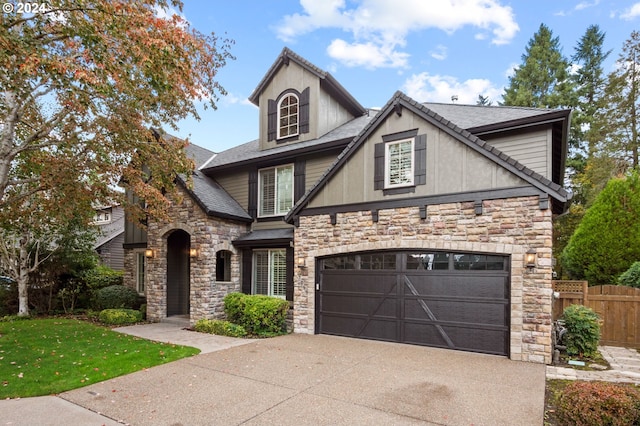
left=619, top=262, right=640, bottom=288
left=562, top=172, right=640, bottom=285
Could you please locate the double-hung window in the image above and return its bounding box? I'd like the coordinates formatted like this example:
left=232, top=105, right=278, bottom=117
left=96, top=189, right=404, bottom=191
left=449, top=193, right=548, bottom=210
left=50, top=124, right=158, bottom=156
left=385, top=139, right=414, bottom=188
left=259, top=164, right=293, bottom=217
left=253, top=249, right=286, bottom=298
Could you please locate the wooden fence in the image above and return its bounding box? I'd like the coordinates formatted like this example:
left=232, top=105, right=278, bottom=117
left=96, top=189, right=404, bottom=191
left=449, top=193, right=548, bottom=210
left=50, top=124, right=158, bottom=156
left=553, top=280, right=640, bottom=348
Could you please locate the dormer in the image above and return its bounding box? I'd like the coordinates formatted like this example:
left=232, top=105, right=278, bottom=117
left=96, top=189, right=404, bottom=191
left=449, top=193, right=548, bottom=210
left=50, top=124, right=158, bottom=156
left=249, top=47, right=366, bottom=151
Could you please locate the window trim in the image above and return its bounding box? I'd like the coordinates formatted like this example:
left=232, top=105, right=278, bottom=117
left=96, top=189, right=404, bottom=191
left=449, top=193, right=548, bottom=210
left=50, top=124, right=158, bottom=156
left=252, top=249, right=287, bottom=298
left=277, top=93, right=299, bottom=140
left=384, top=138, right=415, bottom=189
left=258, top=164, right=294, bottom=218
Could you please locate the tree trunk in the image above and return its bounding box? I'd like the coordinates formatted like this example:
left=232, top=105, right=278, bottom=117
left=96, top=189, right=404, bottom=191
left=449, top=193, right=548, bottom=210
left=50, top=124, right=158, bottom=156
left=17, top=244, right=30, bottom=317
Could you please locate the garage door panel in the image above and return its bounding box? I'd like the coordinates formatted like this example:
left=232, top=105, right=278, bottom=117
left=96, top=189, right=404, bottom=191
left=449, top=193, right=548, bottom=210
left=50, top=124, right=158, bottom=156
left=321, top=315, right=397, bottom=341
left=405, top=274, right=508, bottom=299
left=403, top=323, right=507, bottom=355
left=404, top=299, right=507, bottom=325
left=323, top=294, right=397, bottom=317
left=322, top=273, right=396, bottom=294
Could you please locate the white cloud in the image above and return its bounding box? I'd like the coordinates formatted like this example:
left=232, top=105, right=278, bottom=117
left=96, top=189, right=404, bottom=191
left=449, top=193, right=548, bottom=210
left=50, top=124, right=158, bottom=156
left=430, top=45, right=448, bottom=61
left=327, top=39, right=410, bottom=69
left=402, top=72, right=502, bottom=104
left=276, top=0, right=519, bottom=69
left=620, top=2, right=640, bottom=20
left=575, top=0, right=600, bottom=11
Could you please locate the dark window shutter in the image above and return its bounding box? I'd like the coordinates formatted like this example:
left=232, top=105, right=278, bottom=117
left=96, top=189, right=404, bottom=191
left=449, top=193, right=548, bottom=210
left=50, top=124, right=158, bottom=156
left=241, top=249, right=252, bottom=294
left=267, top=99, right=277, bottom=141
left=248, top=169, right=258, bottom=219
left=299, top=87, right=310, bottom=134
left=414, top=134, right=427, bottom=186
left=374, top=142, right=385, bottom=190
left=286, top=247, right=294, bottom=301
left=294, top=159, right=306, bottom=203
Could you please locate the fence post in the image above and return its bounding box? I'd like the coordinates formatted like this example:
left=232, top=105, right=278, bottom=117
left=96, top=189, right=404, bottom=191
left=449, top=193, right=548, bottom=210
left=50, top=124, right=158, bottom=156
left=582, top=280, right=588, bottom=304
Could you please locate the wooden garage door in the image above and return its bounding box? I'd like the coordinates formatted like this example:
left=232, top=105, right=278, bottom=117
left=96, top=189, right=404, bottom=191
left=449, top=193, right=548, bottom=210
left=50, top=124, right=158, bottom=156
left=317, top=251, right=510, bottom=356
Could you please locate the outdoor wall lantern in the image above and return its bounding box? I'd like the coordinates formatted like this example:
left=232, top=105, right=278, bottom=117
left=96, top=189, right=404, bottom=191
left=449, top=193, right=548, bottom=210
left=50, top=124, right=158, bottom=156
left=189, top=248, right=198, bottom=258
left=525, top=249, right=537, bottom=269
left=297, top=257, right=306, bottom=268
left=144, top=249, right=154, bottom=258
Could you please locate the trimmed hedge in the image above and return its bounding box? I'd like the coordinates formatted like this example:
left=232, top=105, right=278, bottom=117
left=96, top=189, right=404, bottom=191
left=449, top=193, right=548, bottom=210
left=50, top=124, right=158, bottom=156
left=557, top=381, right=640, bottom=425
left=98, top=308, right=142, bottom=325
left=194, top=319, right=247, bottom=337
left=93, top=285, right=140, bottom=310
left=223, top=293, right=288, bottom=337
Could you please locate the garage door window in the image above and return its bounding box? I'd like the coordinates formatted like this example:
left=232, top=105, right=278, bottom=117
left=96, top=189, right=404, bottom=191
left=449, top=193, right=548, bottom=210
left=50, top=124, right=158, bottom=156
left=453, top=254, right=505, bottom=270
left=406, top=252, right=449, bottom=270
left=253, top=249, right=286, bottom=298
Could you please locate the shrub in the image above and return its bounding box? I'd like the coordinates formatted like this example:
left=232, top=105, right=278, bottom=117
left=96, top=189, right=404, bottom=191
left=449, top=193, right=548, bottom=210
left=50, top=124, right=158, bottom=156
left=93, top=285, right=140, bottom=310
left=83, top=265, right=124, bottom=291
left=194, top=319, right=247, bottom=337
left=223, top=293, right=288, bottom=336
left=619, top=261, right=640, bottom=288
left=562, top=304, right=600, bottom=358
left=556, top=381, right=640, bottom=426
left=98, top=308, right=143, bottom=325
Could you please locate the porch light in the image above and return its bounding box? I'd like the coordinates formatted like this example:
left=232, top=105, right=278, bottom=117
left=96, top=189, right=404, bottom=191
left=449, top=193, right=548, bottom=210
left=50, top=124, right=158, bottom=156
left=525, top=249, right=537, bottom=269
left=297, top=257, right=306, bottom=268
left=144, top=249, right=154, bottom=258
left=189, top=248, right=198, bottom=258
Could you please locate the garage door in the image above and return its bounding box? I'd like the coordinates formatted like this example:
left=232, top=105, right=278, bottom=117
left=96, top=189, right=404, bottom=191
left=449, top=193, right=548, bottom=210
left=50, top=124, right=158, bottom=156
left=317, top=251, right=510, bottom=356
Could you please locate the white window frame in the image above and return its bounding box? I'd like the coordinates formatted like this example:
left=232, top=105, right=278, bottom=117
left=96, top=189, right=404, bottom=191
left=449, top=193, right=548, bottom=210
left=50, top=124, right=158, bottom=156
left=136, top=251, right=146, bottom=294
left=277, top=93, right=299, bottom=139
left=384, top=138, right=414, bottom=188
left=258, top=164, right=294, bottom=217
left=252, top=249, right=287, bottom=298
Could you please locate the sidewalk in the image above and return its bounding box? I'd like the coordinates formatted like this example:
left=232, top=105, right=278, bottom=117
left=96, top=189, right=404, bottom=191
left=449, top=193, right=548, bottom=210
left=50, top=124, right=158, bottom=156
left=546, top=346, right=640, bottom=383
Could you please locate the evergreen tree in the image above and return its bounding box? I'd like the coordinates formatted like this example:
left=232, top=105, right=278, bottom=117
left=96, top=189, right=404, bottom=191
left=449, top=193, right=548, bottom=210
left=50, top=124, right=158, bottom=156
left=600, top=31, right=640, bottom=170
left=476, top=95, right=492, bottom=106
left=502, top=23, right=574, bottom=109
left=562, top=172, right=640, bottom=285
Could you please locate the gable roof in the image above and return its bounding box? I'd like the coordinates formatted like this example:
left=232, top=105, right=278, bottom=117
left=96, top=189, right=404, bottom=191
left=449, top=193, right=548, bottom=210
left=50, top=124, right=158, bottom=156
left=248, top=47, right=367, bottom=117
left=285, top=91, right=571, bottom=223
left=176, top=143, right=252, bottom=223
left=201, top=112, right=376, bottom=171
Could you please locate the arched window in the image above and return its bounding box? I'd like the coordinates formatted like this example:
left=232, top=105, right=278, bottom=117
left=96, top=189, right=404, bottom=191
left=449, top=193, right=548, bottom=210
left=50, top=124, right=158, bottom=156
left=216, top=250, right=232, bottom=282
left=277, top=94, right=299, bottom=139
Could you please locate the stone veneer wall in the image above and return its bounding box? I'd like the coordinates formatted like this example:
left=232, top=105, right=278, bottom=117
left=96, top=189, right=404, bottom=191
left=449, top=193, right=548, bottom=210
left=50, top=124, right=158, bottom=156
left=126, top=188, right=249, bottom=324
left=293, top=196, right=554, bottom=364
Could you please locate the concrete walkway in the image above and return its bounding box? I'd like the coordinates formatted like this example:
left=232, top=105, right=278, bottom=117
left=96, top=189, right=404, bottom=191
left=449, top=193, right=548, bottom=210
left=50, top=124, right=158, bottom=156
left=546, top=346, right=640, bottom=383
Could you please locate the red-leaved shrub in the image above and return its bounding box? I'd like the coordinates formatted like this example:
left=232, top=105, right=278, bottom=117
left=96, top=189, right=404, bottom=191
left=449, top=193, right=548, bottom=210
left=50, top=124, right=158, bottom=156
left=556, top=381, right=640, bottom=426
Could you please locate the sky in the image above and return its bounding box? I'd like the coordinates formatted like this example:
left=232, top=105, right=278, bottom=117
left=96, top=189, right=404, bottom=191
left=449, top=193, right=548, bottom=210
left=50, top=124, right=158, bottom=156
left=170, top=0, right=640, bottom=153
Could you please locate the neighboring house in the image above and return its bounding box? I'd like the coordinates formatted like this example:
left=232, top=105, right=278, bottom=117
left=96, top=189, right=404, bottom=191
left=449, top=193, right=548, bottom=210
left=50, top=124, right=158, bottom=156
left=93, top=205, right=125, bottom=270
left=123, top=47, right=571, bottom=364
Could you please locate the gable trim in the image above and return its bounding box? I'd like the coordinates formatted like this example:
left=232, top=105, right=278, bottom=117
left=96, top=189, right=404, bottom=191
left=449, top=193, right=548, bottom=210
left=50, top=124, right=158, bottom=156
left=285, top=91, right=570, bottom=223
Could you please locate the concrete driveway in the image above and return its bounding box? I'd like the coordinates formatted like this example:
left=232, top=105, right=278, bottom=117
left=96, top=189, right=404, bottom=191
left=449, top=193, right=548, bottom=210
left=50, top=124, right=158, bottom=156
left=56, top=333, right=545, bottom=425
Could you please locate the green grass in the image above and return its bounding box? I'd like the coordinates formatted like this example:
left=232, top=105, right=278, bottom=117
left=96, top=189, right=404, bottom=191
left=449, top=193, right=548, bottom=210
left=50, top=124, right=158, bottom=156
left=0, top=318, right=200, bottom=398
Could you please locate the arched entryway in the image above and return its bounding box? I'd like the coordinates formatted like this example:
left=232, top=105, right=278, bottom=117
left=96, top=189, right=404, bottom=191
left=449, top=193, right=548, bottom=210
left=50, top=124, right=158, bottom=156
left=166, top=230, right=190, bottom=317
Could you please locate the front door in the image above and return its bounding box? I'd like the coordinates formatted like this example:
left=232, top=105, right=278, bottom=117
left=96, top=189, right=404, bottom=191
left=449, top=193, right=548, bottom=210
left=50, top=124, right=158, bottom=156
left=166, top=230, right=190, bottom=316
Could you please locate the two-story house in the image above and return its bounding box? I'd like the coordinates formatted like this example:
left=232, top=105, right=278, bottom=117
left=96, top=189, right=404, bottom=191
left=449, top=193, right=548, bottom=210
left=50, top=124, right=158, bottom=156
left=123, top=47, right=571, bottom=364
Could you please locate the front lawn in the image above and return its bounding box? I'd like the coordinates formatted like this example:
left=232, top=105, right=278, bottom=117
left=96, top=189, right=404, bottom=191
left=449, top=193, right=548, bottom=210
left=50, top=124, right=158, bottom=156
left=0, top=318, right=200, bottom=398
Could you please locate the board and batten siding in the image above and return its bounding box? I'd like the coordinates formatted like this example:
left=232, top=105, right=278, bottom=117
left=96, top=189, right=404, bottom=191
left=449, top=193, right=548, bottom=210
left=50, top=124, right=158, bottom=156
left=305, top=154, right=338, bottom=190
left=483, top=129, right=551, bottom=180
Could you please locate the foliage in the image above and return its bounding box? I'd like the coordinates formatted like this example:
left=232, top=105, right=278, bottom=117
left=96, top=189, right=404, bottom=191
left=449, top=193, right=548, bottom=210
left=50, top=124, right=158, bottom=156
left=619, top=262, right=640, bottom=288
left=93, top=285, right=140, bottom=310
left=98, top=308, right=143, bottom=325
left=556, top=381, right=640, bottom=426
left=562, top=172, right=640, bottom=284
left=83, top=265, right=124, bottom=291
left=0, top=318, right=199, bottom=398
left=562, top=305, right=600, bottom=358
left=194, top=319, right=247, bottom=338
left=223, top=293, right=288, bottom=337
left=600, top=30, right=640, bottom=170
left=1, top=0, right=233, bottom=315
left=552, top=204, right=584, bottom=279
left=502, top=23, right=573, bottom=109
